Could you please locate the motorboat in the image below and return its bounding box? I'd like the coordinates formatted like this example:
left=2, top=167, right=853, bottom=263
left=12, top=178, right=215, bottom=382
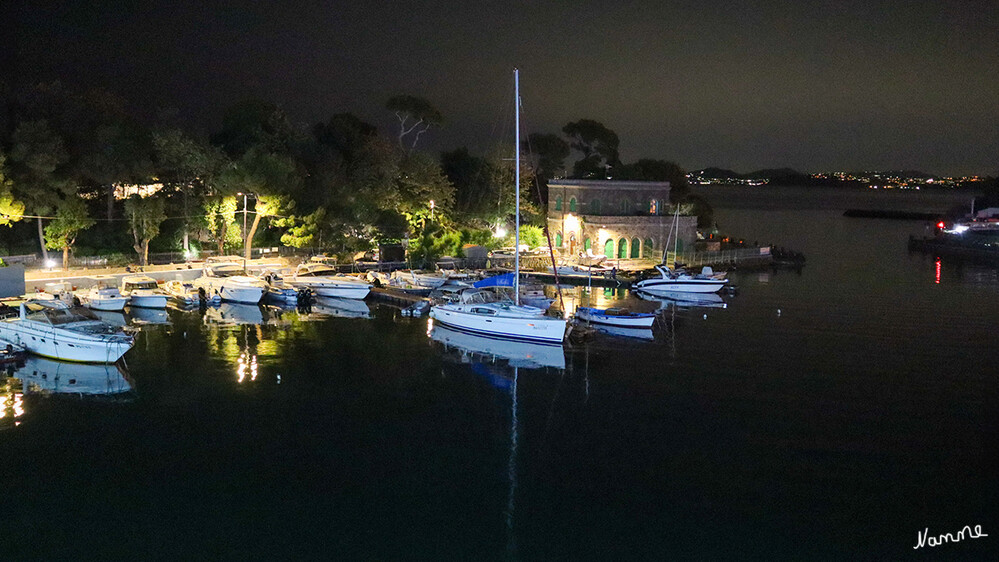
left=633, top=265, right=728, bottom=294
left=0, top=300, right=134, bottom=363
left=575, top=306, right=656, bottom=328
left=24, top=281, right=76, bottom=305
left=191, top=257, right=266, bottom=304
left=15, top=355, right=132, bottom=395
left=430, top=288, right=566, bottom=343
left=429, top=322, right=566, bottom=369
left=429, top=70, right=567, bottom=345
left=391, top=269, right=449, bottom=290
left=79, top=276, right=128, bottom=311
left=164, top=279, right=221, bottom=307
left=288, top=263, right=371, bottom=299
left=260, top=270, right=301, bottom=304
left=120, top=275, right=169, bottom=308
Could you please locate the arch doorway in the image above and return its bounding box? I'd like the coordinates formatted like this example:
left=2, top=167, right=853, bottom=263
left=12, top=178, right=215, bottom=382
left=617, top=237, right=628, bottom=259
left=603, top=239, right=614, bottom=258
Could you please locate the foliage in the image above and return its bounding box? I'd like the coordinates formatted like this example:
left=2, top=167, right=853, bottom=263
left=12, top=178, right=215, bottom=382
left=124, top=195, right=167, bottom=265
left=0, top=151, right=26, bottom=227
left=204, top=196, right=240, bottom=255
left=44, top=198, right=95, bottom=268
left=407, top=220, right=462, bottom=267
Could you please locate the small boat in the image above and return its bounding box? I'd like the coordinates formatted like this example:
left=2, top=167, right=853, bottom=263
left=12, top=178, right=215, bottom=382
left=575, top=306, right=656, bottom=328
left=79, top=276, right=128, bottom=311
left=24, top=281, right=76, bottom=306
left=633, top=265, right=728, bottom=294
left=164, top=279, right=221, bottom=306
left=192, top=257, right=266, bottom=304
left=289, top=263, right=372, bottom=299
left=260, top=270, right=301, bottom=304
left=391, top=269, right=449, bottom=289
left=0, top=300, right=134, bottom=363
left=120, top=275, right=169, bottom=308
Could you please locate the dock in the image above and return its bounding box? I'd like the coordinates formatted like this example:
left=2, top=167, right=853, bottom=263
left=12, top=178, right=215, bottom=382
left=367, top=287, right=430, bottom=306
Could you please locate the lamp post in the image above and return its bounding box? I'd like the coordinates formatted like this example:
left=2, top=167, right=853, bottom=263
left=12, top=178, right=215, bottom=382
left=429, top=200, right=435, bottom=220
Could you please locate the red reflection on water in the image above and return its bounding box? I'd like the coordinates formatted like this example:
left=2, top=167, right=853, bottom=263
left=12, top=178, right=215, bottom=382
left=935, top=258, right=941, bottom=284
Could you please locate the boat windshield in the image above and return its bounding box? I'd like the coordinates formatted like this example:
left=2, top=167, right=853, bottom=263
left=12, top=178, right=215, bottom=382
left=210, top=266, right=246, bottom=277
left=298, top=266, right=336, bottom=277
left=25, top=303, right=100, bottom=325
left=125, top=281, right=158, bottom=290
left=459, top=289, right=512, bottom=305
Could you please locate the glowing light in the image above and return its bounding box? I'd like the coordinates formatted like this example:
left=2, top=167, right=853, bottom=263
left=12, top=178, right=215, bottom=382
left=494, top=226, right=507, bottom=238
left=236, top=352, right=258, bottom=383
left=935, top=258, right=941, bottom=284
left=44, top=259, right=57, bottom=269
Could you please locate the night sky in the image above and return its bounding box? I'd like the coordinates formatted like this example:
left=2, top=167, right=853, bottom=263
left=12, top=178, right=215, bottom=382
left=6, top=0, right=998, bottom=175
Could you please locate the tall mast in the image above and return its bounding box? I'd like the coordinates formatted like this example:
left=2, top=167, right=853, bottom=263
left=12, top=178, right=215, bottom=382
left=514, top=68, right=521, bottom=305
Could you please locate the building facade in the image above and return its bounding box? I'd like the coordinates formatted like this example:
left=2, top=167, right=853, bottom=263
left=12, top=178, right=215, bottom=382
left=546, top=179, right=697, bottom=261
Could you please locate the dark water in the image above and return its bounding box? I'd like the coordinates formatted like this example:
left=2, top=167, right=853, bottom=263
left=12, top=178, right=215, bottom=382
left=2, top=187, right=997, bottom=559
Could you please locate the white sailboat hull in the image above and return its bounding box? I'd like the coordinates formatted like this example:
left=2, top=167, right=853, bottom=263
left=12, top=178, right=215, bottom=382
left=429, top=305, right=567, bottom=343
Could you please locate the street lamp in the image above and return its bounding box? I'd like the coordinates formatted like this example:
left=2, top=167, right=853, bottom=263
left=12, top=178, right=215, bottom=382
left=429, top=200, right=435, bottom=220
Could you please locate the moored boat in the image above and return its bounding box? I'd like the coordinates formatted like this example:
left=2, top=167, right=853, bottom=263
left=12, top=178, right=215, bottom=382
left=289, top=263, right=372, bottom=299
left=633, top=265, right=728, bottom=294
left=120, top=275, right=169, bottom=308
left=575, top=306, right=656, bottom=328
left=79, top=276, right=129, bottom=311
left=192, top=257, right=266, bottom=304
left=0, top=300, right=134, bottom=363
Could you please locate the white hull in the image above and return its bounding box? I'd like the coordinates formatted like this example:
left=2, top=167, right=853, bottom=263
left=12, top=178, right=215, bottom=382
left=575, top=308, right=656, bottom=328
left=429, top=305, right=567, bottom=343
left=633, top=279, right=727, bottom=293
left=0, top=321, right=132, bottom=363
left=290, top=279, right=370, bottom=299
left=85, top=296, right=129, bottom=311
left=193, top=277, right=265, bottom=304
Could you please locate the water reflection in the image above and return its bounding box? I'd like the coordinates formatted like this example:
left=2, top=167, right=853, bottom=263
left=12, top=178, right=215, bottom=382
left=587, top=324, right=656, bottom=340
left=634, top=290, right=728, bottom=309
left=127, top=306, right=171, bottom=325
left=13, top=355, right=132, bottom=396
left=310, top=297, right=371, bottom=318
left=203, top=303, right=272, bottom=326
left=428, top=321, right=566, bottom=370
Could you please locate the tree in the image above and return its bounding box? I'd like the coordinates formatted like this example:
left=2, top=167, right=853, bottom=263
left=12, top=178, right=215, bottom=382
left=616, top=158, right=691, bottom=201
left=203, top=196, right=240, bottom=256
left=44, top=198, right=95, bottom=269
left=394, top=152, right=455, bottom=229
left=8, top=120, right=75, bottom=260
left=0, top=151, right=26, bottom=228
left=562, top=119, right=620, bottom=178
left=124, top=195, right=167, bottom=266
left=386, top=95, right=443, bottom=153
left=522, top=133, right=570, bottom=211
left=153, top=128, right=226, bottom=252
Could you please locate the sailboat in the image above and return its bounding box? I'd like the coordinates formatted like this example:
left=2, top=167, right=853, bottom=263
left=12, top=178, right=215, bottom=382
left=633, top=208, right=729, bottom=294
left=429, top=69, right=568, bottom=344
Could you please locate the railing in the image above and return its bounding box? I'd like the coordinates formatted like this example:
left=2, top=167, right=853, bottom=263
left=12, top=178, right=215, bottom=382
left=662, top=247, right=773, bottom=268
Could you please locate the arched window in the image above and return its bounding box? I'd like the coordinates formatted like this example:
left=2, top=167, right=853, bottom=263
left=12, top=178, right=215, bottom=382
left=583, top=237, right=591, bottom=252
left=555, top=196, right=562, bottom=211
left=630, top=237, right=640, bottom=258
left=589, top=198, right=601, bottom=215
left=603, top=239, right=614, bottom=258
left=555, top=231, right=563, bottom=247
left=649, top=199, right=658, bottom=215
left=643, top=238, right=655, bottom=258
left=617, top=237, right=628, bottom=258
left=569, top=197, right=577, bottom=212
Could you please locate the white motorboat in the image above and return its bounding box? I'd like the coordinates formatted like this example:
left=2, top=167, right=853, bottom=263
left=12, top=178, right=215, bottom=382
left=429, top=70, right=567, bottom=345
left=16, top=355, right=132, bottom=395
left=192, top=257, right=266, bottom=304
left=288, top=264, right=371, bottom=299
left=120, top=275, right=169, bottom=308
left=391, top=269, right=448, bottom=289
left=164, top=279, right=222, bottom=306
left=24, top=281, right=76, bottom=305
left=79, top=276, right=128, bottom=311
left=429, top=322, right=566, bottom=369
left=575, top=306, right=656, bottom=328
left=0, top=300, right=134, bottom=363
left=633, top=265, right=728, bottom=294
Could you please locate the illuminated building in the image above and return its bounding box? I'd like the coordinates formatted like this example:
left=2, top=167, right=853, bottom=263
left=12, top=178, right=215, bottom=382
left=547, top=179, right=697, bottom=260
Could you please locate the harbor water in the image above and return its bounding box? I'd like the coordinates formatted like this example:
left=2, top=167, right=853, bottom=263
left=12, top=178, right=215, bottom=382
left=1, top=186, right=996, bottom=559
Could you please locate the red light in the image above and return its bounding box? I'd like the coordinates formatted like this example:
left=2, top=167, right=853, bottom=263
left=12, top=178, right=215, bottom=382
left=937, top=221, right=945, bottom=229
